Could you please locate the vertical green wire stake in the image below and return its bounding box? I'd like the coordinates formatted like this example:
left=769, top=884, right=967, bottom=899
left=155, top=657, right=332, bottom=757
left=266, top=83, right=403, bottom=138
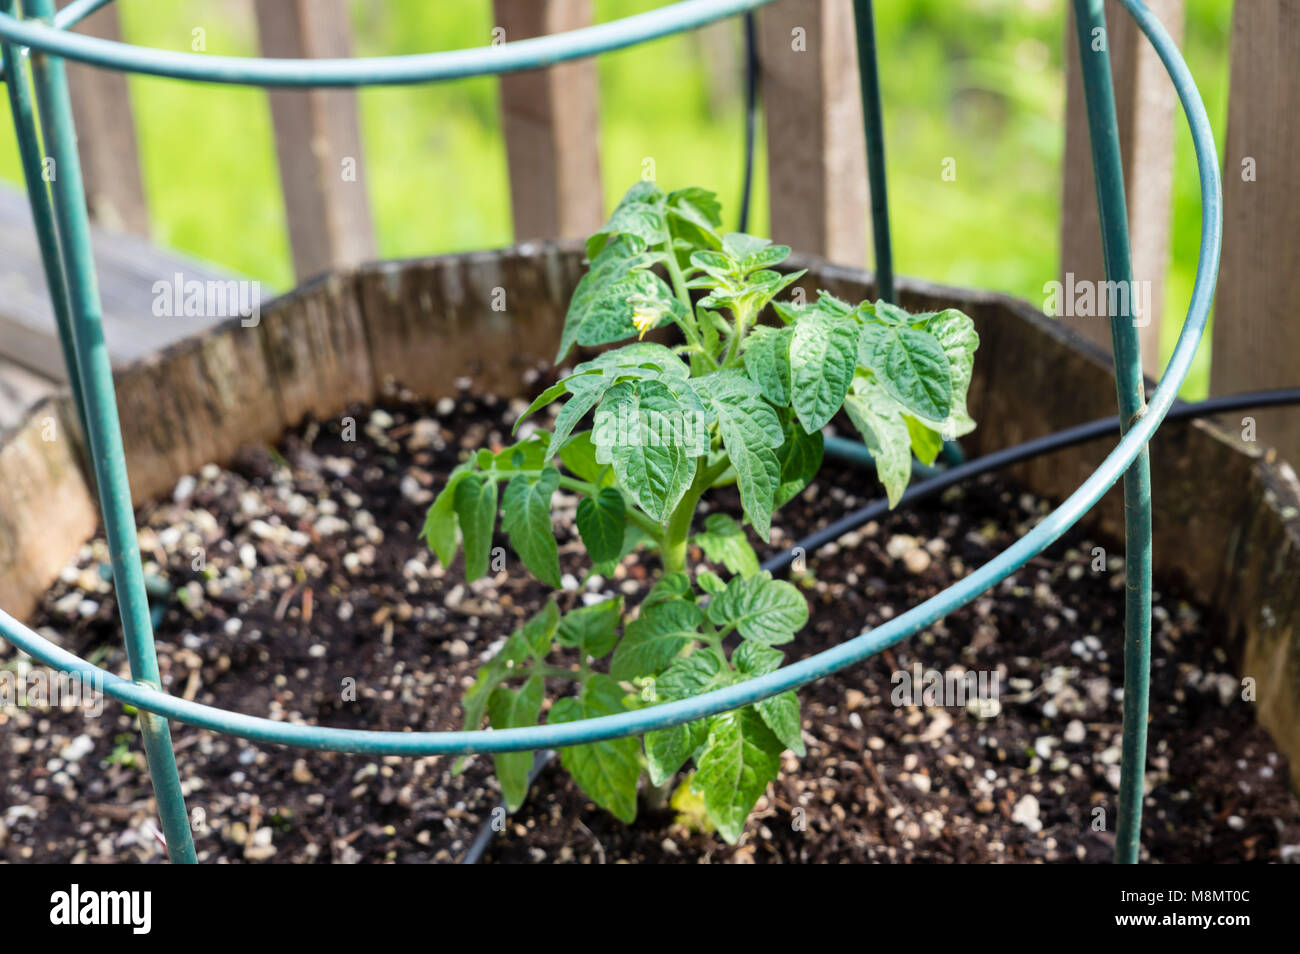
left=852, top=0, right=893, bottom=305
left=0, top=0, right=91, bottom=452
left=1071, top=0, right=1153, bottom=865
left=22, top=0, right=197, bottom=864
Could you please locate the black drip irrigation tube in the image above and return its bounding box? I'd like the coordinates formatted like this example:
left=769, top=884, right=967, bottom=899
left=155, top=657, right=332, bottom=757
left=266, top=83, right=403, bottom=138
left=459, top=387, right=1300, bottom=862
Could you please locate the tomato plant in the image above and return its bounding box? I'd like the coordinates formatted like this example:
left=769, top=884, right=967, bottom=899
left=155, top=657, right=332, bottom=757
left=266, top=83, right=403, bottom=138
left=423, top=182, right=979, bottom=842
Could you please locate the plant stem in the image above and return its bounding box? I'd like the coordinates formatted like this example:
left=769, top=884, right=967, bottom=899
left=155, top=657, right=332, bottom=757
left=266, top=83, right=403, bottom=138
left=660, top=457, right=733, bottom=575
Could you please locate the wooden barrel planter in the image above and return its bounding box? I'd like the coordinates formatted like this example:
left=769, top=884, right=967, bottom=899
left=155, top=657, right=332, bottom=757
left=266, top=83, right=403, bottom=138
left=2, top=244, right=1299, bottom=862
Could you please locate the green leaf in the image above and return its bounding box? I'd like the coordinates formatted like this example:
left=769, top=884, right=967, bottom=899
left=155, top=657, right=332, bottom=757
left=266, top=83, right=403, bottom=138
left=646, top=572, right=692, bottom=606
left=422, top=462, right=473, bottom=567
left=643, top=651, right=722, bottom=784
left=645, top=722, right=704, bottom=787
left=742, top=325, right=793, bottom=405
left=557, top=237, right=677, bottom=362
left=706, top=571, right=808, bottom=645
left=693, top=512, right=760, bottom=578
left=453, top=473, right=497, bottom=582
left=576, top=487, right=626, bottom=565
left=912, top=308, right=979, bottom=438
left=556, top=597, right=623, bottom=659
left=656, top=650, right=724, bottom=701
left=558, top=430, right=607, bottom=485
left=722, top=232, right=771, bottom=262
left=904, top=413, right=944, bottom=466
left=755, top=691, right=804, bottom=756
left=548, top=675, right=640, bottom=823
left=487, top=677, right=544, bottom=812
left=691, top=706, right=784, bottom=843
left=790, top=312, right=859, bottom=431
left=512, top=380, right=568, bottom=433
left=610, top=599, right=702, bottom=680
left=774, top=418, right=824, bottom=508
left=696, top=570, right=727, bottom=595
left=521, top=599, right=560, bottom=657
left=452, top=628, right=531, bottom=774
left=733, top=640, right=782, bottom=677
left=501, top=467, right=561, bottom=587
left=843, top=378, right=912, bottom=508
left=550, top=374, right=608, bottom=455
left=857, top=322, right=952, bottom=423
left=492, top=434, right=550, bottom=473
left=592, top=380, right=704, bottom=522
left=589, top=182, right=666, bottom=257
left=693, top=371, right=783, bottom=541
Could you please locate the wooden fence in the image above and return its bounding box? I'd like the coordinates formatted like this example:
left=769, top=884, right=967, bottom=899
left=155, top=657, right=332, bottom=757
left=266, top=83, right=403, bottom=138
left=21, top=0, right=1300, bottom=463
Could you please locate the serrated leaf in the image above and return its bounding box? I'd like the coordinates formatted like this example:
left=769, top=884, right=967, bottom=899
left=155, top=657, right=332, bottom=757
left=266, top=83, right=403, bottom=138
left=644, top=651, right=723, bottom=784
left=742, top=324, right=793, bottom=405
left=912, top=308, right=979, bottom=438
left=576, top=487, right=626, bottom=564
left=693, top=512, right=759, bottom=578
left=755, top=691, right=805, bottom=756
left=904, top=413, right=944, bottom=466
left=452, top=628, right=530, bottom=775
left=521, top=599, right=560, bottom=657
left=843, top=378, right=913, bottom=508
left=592, top=380, right=704, bottom=522
left=774, top=418, right=824, bottom=508
left=558, top=430, right=605, bottom=484
left=513, top=379, right=569, bottom=433
left=556, top=597, right=623, bottom=659
left=722, top=232, right=771, bottom=261
left=694, top=371, right=782, bottom=541
left=422, top=462, right=473, bottom=567
left=592, top=182, right=666, bottom=251
left=492, top=434, right=550, bottom=473
left=610, top=599, right=702, bottom=680
left=557, top=237, right=677, bottom=362
left=696, top=570, right=727, bottom=595
left=548, top=675, right=640, bottom=823
left=488, top=677, right=543, bottom=812
left=691, top=705, right=784, bottom=843
left=646, top=572, right=692, bottom=606
left=733, top=640, right=782, bottom=676
left=858, top=322, right=952, bottom=423
left=706, top=571, right=808, bottom=645
left=501, top=468, right=561, bottom=587
left=790, top=312, right=859, bottom=431
left=453, top=473, right=497, bottom=582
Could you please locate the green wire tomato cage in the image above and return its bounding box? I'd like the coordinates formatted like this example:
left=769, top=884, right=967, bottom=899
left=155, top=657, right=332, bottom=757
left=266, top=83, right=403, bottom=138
left=0, top=0, right=1222, bottom=865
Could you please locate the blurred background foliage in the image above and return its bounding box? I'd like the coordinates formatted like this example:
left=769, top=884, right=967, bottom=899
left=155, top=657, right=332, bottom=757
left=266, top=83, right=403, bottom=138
left=0, top=0, right=1231, bottom=395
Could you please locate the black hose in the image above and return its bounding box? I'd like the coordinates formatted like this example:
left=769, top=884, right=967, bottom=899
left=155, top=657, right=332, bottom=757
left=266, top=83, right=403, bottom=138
left=459, top=750, right=556, bottom=864
left=761, top=387, right=1300, bottom=573
left=459, top=387, right=1300, bottom=862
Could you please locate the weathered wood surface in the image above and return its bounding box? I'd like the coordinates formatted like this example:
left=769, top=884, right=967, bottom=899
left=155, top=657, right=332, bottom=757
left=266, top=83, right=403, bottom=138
left=1210, top=0, right=1300, bottom=467
left=494, top=0, right=604, bottom=243
left=1060, top=0, right=1182, bottom=379
left=255, top=0, right=375, bottom=282
left=2, top=247, right=1297, bottom=787
left=56, top=0, right=150, bottom=236
left=0, top=184, right=240, bottom=387
left=0, top=396, right=98, bottom=622
left=757, top=0, right=869, bottom=267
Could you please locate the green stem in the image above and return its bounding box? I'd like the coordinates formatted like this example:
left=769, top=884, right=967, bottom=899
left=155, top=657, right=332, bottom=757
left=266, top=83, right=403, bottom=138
left=660, top=457, right=732, bottom=575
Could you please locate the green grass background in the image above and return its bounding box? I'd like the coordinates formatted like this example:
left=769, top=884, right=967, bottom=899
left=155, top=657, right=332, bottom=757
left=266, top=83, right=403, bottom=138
left=0, top=0, right=1232, bottom=395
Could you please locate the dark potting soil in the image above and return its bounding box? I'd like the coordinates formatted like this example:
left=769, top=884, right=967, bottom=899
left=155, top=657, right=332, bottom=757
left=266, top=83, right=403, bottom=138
left=2, top=379, right=1298, bottom=864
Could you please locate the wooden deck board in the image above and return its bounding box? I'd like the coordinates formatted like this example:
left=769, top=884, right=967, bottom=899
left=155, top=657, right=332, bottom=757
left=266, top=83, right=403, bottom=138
left=0, top=183, right=252, bottom=374
left=0, top=182, right=260, bottom=427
